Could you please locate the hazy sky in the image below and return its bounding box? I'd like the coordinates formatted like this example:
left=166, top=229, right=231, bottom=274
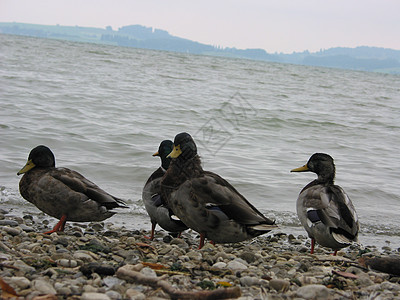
left=1, top=0, right=399, bottom=53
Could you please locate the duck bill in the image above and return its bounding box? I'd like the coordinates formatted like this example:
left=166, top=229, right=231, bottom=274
left=152, top=151, right=160, bottom=157
left=17, top=159, right=36, bottom=175
left=167, top=145, right=182, bottom=158
left=291, top=164, right=309, bottom=172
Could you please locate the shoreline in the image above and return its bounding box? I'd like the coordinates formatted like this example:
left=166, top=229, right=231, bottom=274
left=1, top=210, right=400, bottom=299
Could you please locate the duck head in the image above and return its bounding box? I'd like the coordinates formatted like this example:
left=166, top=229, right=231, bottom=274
left=153, top=140, right=173, bottom=170
left=168, top=132, right=197, bottom=160
left=17, top=145, right=56, bottom=175
left=291, top=153, right=336, bottom=183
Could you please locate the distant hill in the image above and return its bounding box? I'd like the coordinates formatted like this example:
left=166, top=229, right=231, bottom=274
left=1, top=22, right=400, bottom=74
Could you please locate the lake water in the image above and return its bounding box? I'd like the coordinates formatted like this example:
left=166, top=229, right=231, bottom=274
left=1, top=33, right=399, bottom=249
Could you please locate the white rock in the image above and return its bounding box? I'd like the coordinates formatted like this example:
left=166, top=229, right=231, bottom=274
left=57, top=259, right=78, bottom=267
left=13, top=260, right=36, bottom=274
left=212, top=262, right=227, bottom=269
left=32, top=278, right=57, bottom=294
left=240, top=276, right=260, bottom=286
left=106, top=290, right=122, bottom=300
left=296, top=284, right=330, bottom=299
left=140, top=267, right=157, bottom=278
left=380, top=282, right=400, bottom=291
left=125, top=289, right=146, bottom=300
left=73, top=252, right=95, bottom=262
left=227, top=259, right=248, bottom=271
left=9, top=277, right=30, bottom=289
left=81, top=292, right=111, bottom=300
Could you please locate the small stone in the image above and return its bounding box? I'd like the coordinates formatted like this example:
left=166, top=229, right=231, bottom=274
left=0, top=220, right=19, bottom=226
left=8, top=277, right=31, bottom=289
left=106, top=290, right=122, bottom=300
left=186, top=250, right=202, bottom=260
left=13, top=260, right=36, bottom=274
left=140, top=267, right=157, bottom=278
left=19, top=224, right=35, bottom=232
left=239, top=251, right=258, bottom=263
left=296, top=284, right=330, bottom=299
left=240, top=276, right=260, bottom=286
left=54, top=237, right=69, bottom=247
left=380, top=281, right=400, bottom=291
left=1, top=226, right=21, bottom=236
left=269, top=279, right=290, bottom=292
left=159, top=245, right=172, bottom=255
left=32, top=278, right=57, bottom=294
left=227, top=259, right=248, bottom=271
left=73, top=252, right=96, bottom=262
left=162, top=235, right=173, bottom=243
left=57, top=259, right=78, bottom=268
left=80, top=262, right=116, bottom=276
left=81, top=292, right=111, bottom=300
left=125, top=289, right=146, bottom=300
left=212, top=262, right=227, bottom=269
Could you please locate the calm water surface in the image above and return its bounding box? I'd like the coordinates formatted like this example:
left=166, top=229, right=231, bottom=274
left=1, top=34, right=399, bottom=248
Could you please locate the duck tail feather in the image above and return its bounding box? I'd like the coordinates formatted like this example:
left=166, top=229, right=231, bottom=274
left=251, top=224, right=279, bottom=231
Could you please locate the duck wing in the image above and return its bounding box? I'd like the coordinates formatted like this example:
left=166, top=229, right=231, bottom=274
left=187, top=171, right=274, bottom=225
left=51, top=167, right=127, bottom=209
left=300, top=184, right=358, bottom=238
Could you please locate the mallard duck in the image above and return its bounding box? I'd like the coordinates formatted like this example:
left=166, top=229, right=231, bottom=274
left=142, top=140, right=188, bottom=240
left=160, top=132, right=277, bottom=248
left=17, top=145, right=128, bottom=233
left=291, top=153, right=359, bottom=255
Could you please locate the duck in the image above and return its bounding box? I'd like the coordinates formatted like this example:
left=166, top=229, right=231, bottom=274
left=160, top=132, right=277, bottom=249
left=17, top=145, right=128, bottom=234
left=142, top=140, right=188, bottom=240
left=291, top=153, right=359, bottom=255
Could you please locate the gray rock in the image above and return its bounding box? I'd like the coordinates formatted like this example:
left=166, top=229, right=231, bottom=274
left=296, top=284, right=330, bottom=299
left=8, top=277, right=31, bottom=289
left=19, top=224, right=35, bottom=232
left=0, top=220, right=19, bottom=226
left=227, top=259, right=248, bottom=271
left=125, top=289, right=146, bottom=300
left=140, top=267, right=157, bottom=278
left=212, top=262, right=227, bottom=269
left=13, top=260, right=36, bottom=274
left=380, top=281, right=400, bottom=291
left=106, top=290, right=122, bottom=300
left=240, top=276, right=260, bottom=286
left=32, top=278, right=57, bottom=294
left=269, top=279, right=290, bottom=292
left=73, top=251, right=96, bottom=262
left=81, top=292, right=111, bottom=300
left=1, top=226, right=21, bottom=236
left=57, top=259, right=78, bottom=268
left=239, top=251, right=258, bottom=263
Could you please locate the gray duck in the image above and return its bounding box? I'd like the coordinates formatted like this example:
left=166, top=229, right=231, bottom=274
left=161, top=132, right=277, bottom=248
left=291, top=153, right=359, bottom=255
left=18, top=145, right=127, bottom=233
left=142, top=140, right=188, bottom=240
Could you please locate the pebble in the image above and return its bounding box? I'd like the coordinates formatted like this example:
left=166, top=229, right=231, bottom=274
left=296, top=284, right=330, bottom=299
left=81, top=292, right=111, bottom=300
left=269, top=278, right=290, bottom=292
left=32, top=278, right=57, bottom=294
left=0, top=214, right=399, bottom=300
left=227, top=259, right=248, bottom=270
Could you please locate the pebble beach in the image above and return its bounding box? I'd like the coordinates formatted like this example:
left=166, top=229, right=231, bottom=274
left=1, top=209, right=400, bottom=300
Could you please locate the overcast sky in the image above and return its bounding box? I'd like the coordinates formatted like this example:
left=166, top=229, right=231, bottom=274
left=1, top=0, right=399, bottom=53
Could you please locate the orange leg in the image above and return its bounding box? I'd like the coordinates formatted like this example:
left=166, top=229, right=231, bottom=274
left=144, top=223, right=156, bottom=240
left=310, top=238, right=315, bottom=254
left=332, top=250, right=338, bottom=256
left=198, top=233, right=205, bottom=249
left=44, top=215, right=67, bottom=234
